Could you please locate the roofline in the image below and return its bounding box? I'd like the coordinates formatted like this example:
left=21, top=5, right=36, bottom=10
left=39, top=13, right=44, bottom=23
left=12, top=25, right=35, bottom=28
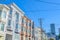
left=0, top=4, right=10, bottom=10
left=11, top=2, right=24, bottom=15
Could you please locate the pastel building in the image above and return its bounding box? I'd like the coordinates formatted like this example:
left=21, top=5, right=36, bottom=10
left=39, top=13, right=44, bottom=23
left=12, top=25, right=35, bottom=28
left=0, top=3, right=34, bottom=40
left=34, top=27, right=48, bottom=40
left=34, top=27, right=41, bottom=40
left=0, top=4, right=10, bottom=40
left=20, top=16, right=34, bottom=40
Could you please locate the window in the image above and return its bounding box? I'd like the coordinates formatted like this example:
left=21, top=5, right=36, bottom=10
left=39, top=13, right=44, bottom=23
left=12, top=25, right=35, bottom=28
left=26, top=21, right=27, bottom=26
left=29, top=22, right=31, bottom=27
left=16, top=23, right=18, bottom=29
left=18, top=25, right=21, bottom=32
left=0, top=10, right=2, bottom=18
left=29, top=30, right=31, bottom=34
left=32, top=30, right=34, bottom=36
left=3, top=11, right=6, bottom=18
left=5, top=34, right=12, bottom=40
left=21, top=26, right=23, bottom=32
left=32, top=22, right=34, bottom=29
left=2, top=11, right=6, bottom=18
left=1, top=23, right=4, bottom=31
left=27, top=29, right=31, bottom=34
left=15, top=12, right=19, bottom=22
left=9, top=8, right=12, bottom=19
left=26, top=28, right=27, bottom=33
left=10, top=9, right=12, bottom=16
left=15, top=33, right=20, bottom=40
left=27, top=28, right=29, bottom=34
left=8, top=20, right=11, bottom=26
left=15, top=23, right=18, bottom=32
left=22, top=18, right=24, bottom=24
left=23, top=27, right=26, bottom=32
left=0, top=23, right=4, bottom=31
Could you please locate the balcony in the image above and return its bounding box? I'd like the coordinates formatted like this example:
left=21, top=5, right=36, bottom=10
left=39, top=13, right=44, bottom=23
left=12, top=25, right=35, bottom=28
left=7, top=26, right=12, bottom=31
left=15, top=29, right=19, bottom=34
left=20, top=31, right=24, bottom=35
left=29, top=34, right=31, bottom=37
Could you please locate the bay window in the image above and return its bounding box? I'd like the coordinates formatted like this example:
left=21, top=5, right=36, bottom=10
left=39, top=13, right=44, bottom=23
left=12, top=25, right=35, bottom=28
left=15, top=23, right=18, bottom=33
left=15, top=12, right=19, bottom=22
left=1, top=23, right=4, bottom=31
left=0, top=23, right=4, bottom=31
left=21, top=26, right=23, bottom=32
left=2, top=11, right=6, bottom=18
left=8, top=20, right=11, bottom=26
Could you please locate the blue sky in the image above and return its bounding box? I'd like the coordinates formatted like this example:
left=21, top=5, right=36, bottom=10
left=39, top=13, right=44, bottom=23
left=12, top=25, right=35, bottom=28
left=0, top=0, right=60, bottom=34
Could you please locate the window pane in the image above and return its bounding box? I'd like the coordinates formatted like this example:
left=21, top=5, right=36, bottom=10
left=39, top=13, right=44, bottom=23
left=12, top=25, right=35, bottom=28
left=2, top=11, right=6, bottom=18
left=29, top=23, right=31, bottom=27
left=5, top=34, right=12, bottom=40
left=18, top=25, right=21, bottom=32
left=8, top=20, right=11, bottom=26
left=10, top=9, right=12, bottom=15
left=23, top=27, right=26, bottom=32
left=22, top=18, right=24, bottom=24
left=21, top=26, right=23, bottom=32
left=1, top=23, right=4, bottom=31
left=0, top=10, right=2, bottom=18
left=15, top=12, right=19, bottom=22
left=15, top=33, right=20, bottom=40
left=15, top=23, right=18, bottom=32
left=3, top=11, right=6, bottom=18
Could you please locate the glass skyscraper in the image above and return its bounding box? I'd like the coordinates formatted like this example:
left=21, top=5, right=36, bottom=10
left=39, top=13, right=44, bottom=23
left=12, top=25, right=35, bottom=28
left=50, top=24, right=55, bottom=35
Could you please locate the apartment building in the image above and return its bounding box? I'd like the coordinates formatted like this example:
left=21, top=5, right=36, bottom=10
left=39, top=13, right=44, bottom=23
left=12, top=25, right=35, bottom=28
left=0, top=4, right=10, bottom=40
left=34, top=27, right=41, bottom=40
left=20, top=16, right=34, bottom=40
left=34, top=27, right=48, bottom=40
left=0, top=3, right=34, bottom=40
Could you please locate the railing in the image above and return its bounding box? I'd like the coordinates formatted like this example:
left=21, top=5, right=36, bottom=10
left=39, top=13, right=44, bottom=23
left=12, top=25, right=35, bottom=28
left=7, top=26, right=12, bottom=31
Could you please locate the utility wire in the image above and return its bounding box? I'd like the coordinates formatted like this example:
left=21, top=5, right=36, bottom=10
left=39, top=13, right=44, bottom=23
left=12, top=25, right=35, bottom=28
left=24, top=0, right=60, bottom=12
left=24, top=9, right=60, bottom=12
left=35, top=0, right=60, bottom=5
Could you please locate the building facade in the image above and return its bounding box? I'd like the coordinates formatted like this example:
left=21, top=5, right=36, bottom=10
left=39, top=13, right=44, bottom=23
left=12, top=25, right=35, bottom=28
left=0, top=3, right=34, bottom=40
left=20, top=16, right=34, bottom=40
left=59, top=28, right=60, bottom=35
left=47, top=23, right=56, bottom=40
left=50, top=24, right=55, bottom=35
left=34, top=27, right=41, bottom=40
left=34, top=27, right=48, bottom=40
left=0, top=4, right=10, bottom=40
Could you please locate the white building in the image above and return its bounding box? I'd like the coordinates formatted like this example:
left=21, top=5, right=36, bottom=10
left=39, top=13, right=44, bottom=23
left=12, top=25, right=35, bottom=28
left=0, top=3, right=35, bottom=40
left=0, top=3, right=24, bottom=40
left=0, top=4, right=10, bottom=40
left=34, top=27, right=48, bottom=40
left=34, top=27, right=42, bottom=40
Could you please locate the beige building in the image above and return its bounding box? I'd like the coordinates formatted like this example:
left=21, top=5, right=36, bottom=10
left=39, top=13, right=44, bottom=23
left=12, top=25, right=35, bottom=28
left=0, top=4, right=10, bottom=40
left=34, top=27, right=48, bottom=40
left=0, top=3, right=35, bottom=40
left=20, top=16, right=34, bottom=40
left=34, top=27, right=42, bottom=40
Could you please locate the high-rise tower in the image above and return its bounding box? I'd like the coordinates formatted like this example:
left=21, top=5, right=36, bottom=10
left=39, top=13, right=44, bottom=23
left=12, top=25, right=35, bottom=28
left=50, top=24, right=55, bottom=35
